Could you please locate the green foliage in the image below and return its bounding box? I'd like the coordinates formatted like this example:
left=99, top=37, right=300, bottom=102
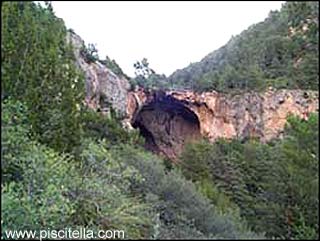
left=132, top=58, right=170, bottom=90
left=179, top=114, right=319, bottom=239
left=1, top=98, right=30, bottom=183
left=179, top=139, right=212, bottom=181
left=291, top=213, right=318, bottom=240
left=133, top=58, right=155, bottom=77
left=278, top=114, right=319, bottom=239
left=0, top=84, right=267, bottom=240
left=1, top=100, right=153, bottom=239
left=4, top=99, right=259, bottom=239
left=80, top=43, right=99, bottom=63
left=1, top=1, right=85, bottom=153
left=2, top=1, right=317, bottom=240
left=1, top=100, right=76, bottom=231
left=79, top=107, right=144, bottom=146
left=2, top=181, right=75, bottom=232
left=70, top=140, right=154, bottom=239
left=169, top=1, right=319, bottom=92
left=109, top=144, right=262, bottom=239
left=195, top=178, right=240, bottom=216
left=285, top=2, right=319, bottom=90
left=79, top=42, right=130, bottom=79
left=99, top=55, right=129, bottom=79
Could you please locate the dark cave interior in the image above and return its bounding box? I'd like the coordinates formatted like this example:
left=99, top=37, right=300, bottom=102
left=132, top=92, right=201, bottom=160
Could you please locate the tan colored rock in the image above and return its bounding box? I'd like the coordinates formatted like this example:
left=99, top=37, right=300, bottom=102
left=67, top=31, right=318, bottom=160
left=128, top=89, right=318, bottom=159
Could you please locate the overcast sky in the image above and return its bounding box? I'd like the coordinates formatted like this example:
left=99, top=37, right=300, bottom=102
left=51, top=1, right=284, bottom=77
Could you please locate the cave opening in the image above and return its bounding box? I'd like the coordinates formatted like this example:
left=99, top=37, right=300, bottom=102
left=132, top=92, right=201, bottom=160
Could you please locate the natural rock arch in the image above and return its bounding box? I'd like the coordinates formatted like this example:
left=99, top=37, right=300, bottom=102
left=126, top=89, right=318, bottom=161
left=132, top=91, right=201, bottom=160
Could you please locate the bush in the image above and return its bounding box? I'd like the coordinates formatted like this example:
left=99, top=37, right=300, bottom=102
left=1, top=99, right=30, bottom=183
left=109, top=144, right=262, bottom=239
left=2, top=1, right=84, bottom=153
left=1, top=100, right=154, bottom=239
left=2, top=97, right=265, bottom=239
left=79, top=108, right=144, bottom=146
left=179, top=114, right=319, bottom=239
left=71, top=139, right=156, bottom=239
left=99, top=56, right=129, bottom=79
left=80, top=43, right=99, bottom=63
left=1, top=116, right=153, bottom=239
left=1, top=107, right=77, bottom=231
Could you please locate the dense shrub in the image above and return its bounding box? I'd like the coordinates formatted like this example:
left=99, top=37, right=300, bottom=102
left=109, top=144, right=262, bottom=239
left=99, top=55, right=129, bottom=79
left=2, top=98, right=30, bottom=183
left=2, top=1, right=84, bottom=153
left=179, top=114, right=319, bottom=239
left=1, top=101, right=154, bottom=239
left=168, top=2, right=318, bottom=92
left=70, top=139, right=155, bottom=239
left=80, top=43, right=99, bottom=63
left=79, top=107, right=144, bottom=146
left=2, top=100, right=76, bottom=232
left=2, top=1, right=317, bottom=240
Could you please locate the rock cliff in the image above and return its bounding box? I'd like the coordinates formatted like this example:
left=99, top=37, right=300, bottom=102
left=127, top=89, right=318, bottom=160
left=67, top=31, right=130, bottom=118
left=68, top=31, right=318, bottom=160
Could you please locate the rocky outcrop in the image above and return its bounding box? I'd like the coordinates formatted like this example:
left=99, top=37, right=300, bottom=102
left=124, top=88, right=148, bottom=128
left=67, top=31, right=130, bottom=118
left=171, top=89, right=318, bottom=141
left=128, top=88, right=318, bottom=159
left=131, top=90, right=201, bottom=160
left=68, top=31, right=318, bottom=160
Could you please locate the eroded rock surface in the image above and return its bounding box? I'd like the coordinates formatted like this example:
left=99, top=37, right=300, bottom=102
left=67, top=31, right=130, bottom=118
left=132, top=91, right=201, bottom=160
left=128, top=89, right=318, bottom=159
left=68, top=31, right=318, bottom=160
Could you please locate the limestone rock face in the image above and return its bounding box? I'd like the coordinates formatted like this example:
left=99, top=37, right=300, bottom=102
left=171, top=89, right=318, bottom=142
left=132, top=91, right=201, bottom=161
left=67, top=31, right=318, bottom=160
left=67, top=31, right=130, bottom=118
left=128, top=89, right=318, bottom=159
left=124, top=88, right=148, bottom=128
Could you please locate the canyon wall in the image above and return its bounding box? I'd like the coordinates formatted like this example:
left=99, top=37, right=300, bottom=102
left=127, top=89, right=318, bottom=159
left=67, top=31, right=130, bottom=118
left=68, top=31, right=318, bottom=160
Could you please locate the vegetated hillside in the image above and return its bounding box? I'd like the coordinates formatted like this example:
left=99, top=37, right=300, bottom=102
left=168, top=1, right=319, bottom=92
left=0, top=2, right=262, bottom=239
left=1, top=1, right=318, bottom=240
left=179, top=113, right=319, bottom=239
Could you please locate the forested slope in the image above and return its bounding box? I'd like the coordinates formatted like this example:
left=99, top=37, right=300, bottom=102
left=1, top=1, right=318, bottom=240
left=169, top=2, right=319, bottom=92
left=0, top=2, right=263, bottom=239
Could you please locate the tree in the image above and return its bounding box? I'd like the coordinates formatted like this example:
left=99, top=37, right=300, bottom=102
left=133, top=58, right=170, bottom=90
left=179, top=114, right=319, bottom=239
left=168, top=1, right=318, bottom=92
left=133, top=58, right=155, bottom=78
left=99, top=55, right=128, bottom=78
left=2, top=1, right=84, bottom=152
left=80, top=43, right=99, bottom=63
